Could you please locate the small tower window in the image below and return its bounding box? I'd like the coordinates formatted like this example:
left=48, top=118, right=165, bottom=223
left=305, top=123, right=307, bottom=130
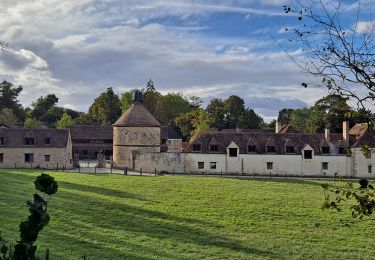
left=369, top=165, right=373, bottom=174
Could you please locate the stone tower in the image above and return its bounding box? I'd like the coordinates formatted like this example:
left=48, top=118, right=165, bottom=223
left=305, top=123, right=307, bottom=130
left=113, top=91, right=161, bottom=169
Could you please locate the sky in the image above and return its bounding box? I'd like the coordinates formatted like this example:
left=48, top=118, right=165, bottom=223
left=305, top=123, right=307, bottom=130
left=0, top=0, right=374, bottom=122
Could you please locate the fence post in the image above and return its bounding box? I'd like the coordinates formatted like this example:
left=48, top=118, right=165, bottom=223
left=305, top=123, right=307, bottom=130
left=155, top=168, right=157, bottom=177
left=94, top=166, right=96, bottom=174
left=83, top=255, right=86, bottom=260
left=56, top=163, right=59, bottom=172
left=140, top=168, right=143, bottom=176
left=253, top=171, right=255, bottom=179
left=221, top=170, right=223, bottom=178
left=301, top=171, right=304, bottom=181
left=45, top=249, right=50, bottom=260
left=317, top=172, right=320, bottom=181
left=79, top=166, right=80, bottom=173
left=110, top=164, right=113, bottom=174
left=285, top=171, right=287, bottom=179
left=205, top=170, right=207, bottom=177
left=124, top=167, right=128, bottom=175
left=31, top=163, right=32, bottom=169
left=237, top=171, right=239, bottom=178
left=269, top=172, right=271, bottom=179
left=15, top=163, right=16, bottom=169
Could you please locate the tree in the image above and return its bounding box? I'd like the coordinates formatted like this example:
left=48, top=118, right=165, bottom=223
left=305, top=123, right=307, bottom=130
left=289, top=108, right=312, bottom=133
left=277, top=108, right=294, bottom=125
left=31, top=94, right=59, bottom=120
left=238, top=108, right=265, bottom=129
left=24, top=118, right=42, bottom=128
left=56, top=112, right=73, bottom=128
left=0, top=108, right=20, bottom=126
left=89, top=87, right=121, bottom=125
left=120, top=90, right=136, bottom=113
left=175, top=109, right=214, bottom=141
left=284, top=0, right=375, bottom=124
left=223, top=95, right=245, bottom=128
left=73, top=113, right=98, bottom=125
left=206, top=98, right=226, bottom=130
left=155, top=93, right=192, bottom=125
left=0, top=80, right=25, bottom=122
left=309, top=94, right=353, bottom=132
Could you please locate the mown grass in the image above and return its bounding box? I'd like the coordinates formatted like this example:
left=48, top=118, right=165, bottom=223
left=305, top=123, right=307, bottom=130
left=0, top=169, right=374, bottom=259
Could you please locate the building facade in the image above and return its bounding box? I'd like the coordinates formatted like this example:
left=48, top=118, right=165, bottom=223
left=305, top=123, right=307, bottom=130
left=0, top=128, right=73, bottom=169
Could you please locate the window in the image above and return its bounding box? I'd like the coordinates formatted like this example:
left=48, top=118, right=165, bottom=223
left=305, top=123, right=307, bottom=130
left=45, top=155, right=51, bottom=162
left=210, top=145, right=218, bottom=152
left=369, top=165, right=373, bottom=174
left=322, top=146, right=330, bottom=154
left=161, top=139, right=167, bottom=145
left=304, top=150, right=313, bottom=159
left=322, top=162, right=328, bottom=170
left=198, top=162, right=204, bottom=169
left=285, top=146, right=296, bottom=154
left=338, top=147, right=347, bottom=155
left=0, top=153, right=3, bottom=163
left=25, top=153, right=34, bottom=163
left=45, top=138, right=51, bottom=144
left=192, top=144, right=201, bottom=152
left=248, top=145, right=256, bottom=153
left=267, top=162, right=273, bottom=170
left=229, top=148, right=238, bottom=157
left=0, top=137, right=5, bottom=146
left=266, top=146, right=276, bottom=153
left=25, top=138, right=35, bottom=145
left=210, top=162, right=217, bottom=169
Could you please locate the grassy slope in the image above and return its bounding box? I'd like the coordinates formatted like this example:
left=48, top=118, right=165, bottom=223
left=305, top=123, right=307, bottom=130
left=0, top=170, right=374, bottom=260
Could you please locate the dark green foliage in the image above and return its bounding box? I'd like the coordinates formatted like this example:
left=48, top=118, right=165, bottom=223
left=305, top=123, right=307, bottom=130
left=31, top=95, right=59, bottom=120
left=34, top=174, right=58, bottom=195
left=0, top=81, right=25, bottom=122
left=89, top=87, right=121, bottom=125
left=0, top=173, right=58, bottom=260
left=322, top=179, right=375, bottom=220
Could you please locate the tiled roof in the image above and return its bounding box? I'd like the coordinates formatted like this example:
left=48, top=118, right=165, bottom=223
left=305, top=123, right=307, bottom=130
left=113, top=104, right=160, bottom=127
left=183, top=130, right=350, bottom=155
left=161, top=126, right=182, bottom=140
left=0, top=128, right=69, bottom=148
left=350, top=124, right=375, bottom=148
left=278, top=124, right=299, bottom=133
left=69, top=125, right=113, bottom=140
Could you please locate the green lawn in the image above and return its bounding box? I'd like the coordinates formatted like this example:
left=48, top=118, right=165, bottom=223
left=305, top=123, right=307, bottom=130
left=0, top=169, right=374, bottom=259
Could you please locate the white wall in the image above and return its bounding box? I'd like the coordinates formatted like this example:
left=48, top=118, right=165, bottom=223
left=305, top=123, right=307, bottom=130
left=352, top=148, right=375, bottom=178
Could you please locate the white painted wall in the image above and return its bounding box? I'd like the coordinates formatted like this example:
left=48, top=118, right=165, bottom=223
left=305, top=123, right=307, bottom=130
left=352, top=148, right=375, bottom=178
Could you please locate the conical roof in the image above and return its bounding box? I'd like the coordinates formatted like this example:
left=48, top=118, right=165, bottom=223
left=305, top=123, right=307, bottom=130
left=113, top=103, right=160, bottom=127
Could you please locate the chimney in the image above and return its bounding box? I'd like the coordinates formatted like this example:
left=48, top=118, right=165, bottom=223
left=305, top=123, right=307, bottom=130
left=275, top=120, right=282, bottom=133
left=325, top=127, right=330, bottom=142
left=343, top=121, right=349, bottom=145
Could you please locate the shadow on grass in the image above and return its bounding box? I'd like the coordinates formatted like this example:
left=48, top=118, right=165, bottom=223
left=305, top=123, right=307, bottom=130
left=58, top=181, right=158, bottom=203
left=52, top=189, right=279, bottom=259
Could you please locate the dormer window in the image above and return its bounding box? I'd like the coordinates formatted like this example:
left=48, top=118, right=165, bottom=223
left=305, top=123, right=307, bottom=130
left=304, top=150, right=313, bottom=159
left=285, top=146, right=296, bottom=154
left=322, top=146, right=330, bottom=154
left=0, top=137, right=5, bottom=146
left=45, top=138, right=51, bottom=145
left=192, top=144, right=201, bottom=152
left=338, top=147, right=347, bottom=155
left=248, top=145, right=256, bottom=153
left=210, top=145, right=218, bottom=152
left=25, top=138, right=35, bottom=146
left=161, top=139, right=167, bottom=145
left=229, top=148, right=238, bottom=157
left=266, top=146, right=276, bottom=153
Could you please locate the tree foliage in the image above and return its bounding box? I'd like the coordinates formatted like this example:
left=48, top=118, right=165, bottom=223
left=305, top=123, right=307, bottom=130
left=175, top=109, right=214, bottom=141
left=0, top=81, right=25, bottom=122
left=56, top=112, right=73, bottom=129
left=0, top=108, right=20, bottom=127
left=284, top=0, right=375, bottom=123
left=31, top=94, right=59, bottom=120
left=89, top=87, right=121, bottom=125
left=155, top=93, right=192, bottom=125
left=24, top=118, right=42, bottom=129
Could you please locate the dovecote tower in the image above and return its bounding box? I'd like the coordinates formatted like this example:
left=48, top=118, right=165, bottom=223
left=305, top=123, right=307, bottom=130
left=112, top=90, right=161, bottom=169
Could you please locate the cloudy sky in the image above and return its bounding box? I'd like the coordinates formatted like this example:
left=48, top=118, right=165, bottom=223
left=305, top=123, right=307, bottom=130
left=0, top=0, right=373, bottom=122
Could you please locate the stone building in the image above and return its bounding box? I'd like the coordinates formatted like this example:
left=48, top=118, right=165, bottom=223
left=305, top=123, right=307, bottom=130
left=113, top=92, right=162, bottom=169
left=0, top=128, right=73, bottom=169
left=112, top=93, right=374, bottom=178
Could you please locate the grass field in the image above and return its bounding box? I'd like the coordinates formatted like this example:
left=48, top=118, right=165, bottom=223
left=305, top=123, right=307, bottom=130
left=1, top=169, right=374, bottom=259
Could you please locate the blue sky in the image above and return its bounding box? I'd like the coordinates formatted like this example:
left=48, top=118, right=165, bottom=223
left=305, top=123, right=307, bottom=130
left=0, top=0, right=373, bottom=121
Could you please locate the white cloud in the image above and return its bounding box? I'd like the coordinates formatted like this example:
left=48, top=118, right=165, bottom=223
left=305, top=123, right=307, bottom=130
left=355, top=21, right=375, bottom=34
